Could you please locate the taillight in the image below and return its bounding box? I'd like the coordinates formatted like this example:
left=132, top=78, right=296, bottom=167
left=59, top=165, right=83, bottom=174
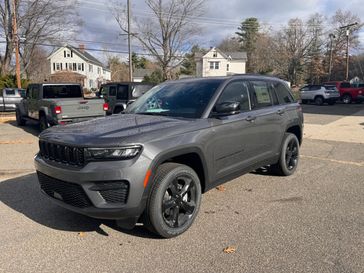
left=103, top=103, right=109, bottom=111
left=55, top=106, right=62, bottom=114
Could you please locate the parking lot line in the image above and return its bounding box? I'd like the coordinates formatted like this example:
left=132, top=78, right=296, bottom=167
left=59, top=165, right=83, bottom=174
left=301, top=155, right=364, bottom=167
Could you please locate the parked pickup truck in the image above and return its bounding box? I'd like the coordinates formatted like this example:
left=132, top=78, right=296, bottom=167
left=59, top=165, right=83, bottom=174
left=99, top=82, right=154, bottom=114
left=16, top=83, right=108, bottom=131
left=323, top=81, right=364, bottom=104
left=0, top=88, right=26, bottom=111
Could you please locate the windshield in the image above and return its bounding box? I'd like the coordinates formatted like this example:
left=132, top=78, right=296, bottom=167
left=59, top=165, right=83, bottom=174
left=126, top=80, right=223, bottom=118
left=131, top=84, right=154, bottom=98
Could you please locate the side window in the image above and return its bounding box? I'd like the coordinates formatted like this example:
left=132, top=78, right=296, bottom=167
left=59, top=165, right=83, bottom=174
left=250, top=81, right=272, bottom=109
left=309, top=85, right=321, bottom=91
left=340, top=82, right=351, bottom=88
left=117, top=85, right=128, bottom=100
left=109, top=86, right=116, bottom=96
left=6, top=89, right=15, bottom=96
left=300, top=86, right=309, bottom=91
left=32, top=85, right=40, bottom=99
left=216, top=81, right=250, bottom=112
left=26, top=87, right=32, bottom=99
left=274, top=82, right=294, bottom=104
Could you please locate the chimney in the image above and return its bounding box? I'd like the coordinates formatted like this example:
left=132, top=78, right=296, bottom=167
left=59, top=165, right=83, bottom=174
left=79, top=44, right=85, bottom=53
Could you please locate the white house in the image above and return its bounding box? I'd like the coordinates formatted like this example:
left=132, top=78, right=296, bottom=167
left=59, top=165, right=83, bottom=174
left=47, top=44, right=111, bottom=89
left=195, top=47, right=247, bottom=77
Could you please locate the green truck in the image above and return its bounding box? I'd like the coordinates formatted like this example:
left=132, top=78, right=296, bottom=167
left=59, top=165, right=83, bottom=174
left=16, top=83, right=108, bottom=131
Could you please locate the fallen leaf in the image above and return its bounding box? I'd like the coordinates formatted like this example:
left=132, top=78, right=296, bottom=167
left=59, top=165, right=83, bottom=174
left=78, top=232, right=86, bottom=237
left=216, top=185, right=226, bottom=192
left=223, top=246, right=237, bottom=254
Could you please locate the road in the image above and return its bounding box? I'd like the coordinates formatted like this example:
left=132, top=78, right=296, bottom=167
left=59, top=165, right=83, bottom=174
left=0, top=105, right=363, bottom=273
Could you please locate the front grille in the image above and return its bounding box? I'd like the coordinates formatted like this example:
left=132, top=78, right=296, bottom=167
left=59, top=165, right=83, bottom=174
left=39, top=140, right=85, bottom=166
left=37, top=172, right=92, bottom=208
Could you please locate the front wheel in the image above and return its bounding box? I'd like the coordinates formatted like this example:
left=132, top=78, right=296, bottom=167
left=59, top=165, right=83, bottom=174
left=16, top=109, right=26, bottom=126
left=146, top=163, right=202, bottom=238
left=314, top=96, right=324, bottom=106
left=271, top=133, right=300, bottom=176
left=342, top=94, right=352, bottom=104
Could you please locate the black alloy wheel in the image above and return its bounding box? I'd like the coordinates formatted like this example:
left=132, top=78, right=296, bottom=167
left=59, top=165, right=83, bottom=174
left=162, top=175, right=197, bottom=228
left=146, top=163, right=202, bottom=238
left=285, top=138, right=299, bottom=171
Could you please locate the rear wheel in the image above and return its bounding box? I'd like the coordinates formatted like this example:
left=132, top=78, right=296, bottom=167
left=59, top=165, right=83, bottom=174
left=342, top=94, right=352, bottom=104
left=39, top=115, right=49, bottom=132
left=113, top=106, right=123, bottom=114
left=145, top=163, right=202, bottom=238
left=314, top=96, right=324, bottom=106
left=271, top=133, right=300, bottom=176
left=15, top=109, right=26, bottom=126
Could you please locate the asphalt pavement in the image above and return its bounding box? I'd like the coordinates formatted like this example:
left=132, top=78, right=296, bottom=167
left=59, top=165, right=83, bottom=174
left=0, top=105, right=363, bottom=273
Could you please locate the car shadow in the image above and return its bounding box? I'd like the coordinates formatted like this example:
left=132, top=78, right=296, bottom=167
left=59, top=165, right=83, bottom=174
left=6, top=120, right=40, bottom=137
left=302, top=103, right=364, bottom=117
left=0, top=173, right=158, bottom=239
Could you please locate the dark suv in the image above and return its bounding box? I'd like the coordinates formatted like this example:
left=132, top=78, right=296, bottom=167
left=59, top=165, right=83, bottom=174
left=35, top=76, right=303, bottom=238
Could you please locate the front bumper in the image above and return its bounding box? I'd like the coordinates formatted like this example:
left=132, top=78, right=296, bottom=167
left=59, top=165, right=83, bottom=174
left=34, top=153, right=152, bottom=220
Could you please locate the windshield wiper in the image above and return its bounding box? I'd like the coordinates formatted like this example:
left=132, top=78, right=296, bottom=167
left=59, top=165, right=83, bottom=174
left=136, top=112, right=170, bottom=116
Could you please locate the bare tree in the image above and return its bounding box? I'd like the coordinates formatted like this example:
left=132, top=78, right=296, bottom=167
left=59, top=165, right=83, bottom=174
left=113, top=0, right=205, bottom=80
left=0, top=0, right=81, bottom=76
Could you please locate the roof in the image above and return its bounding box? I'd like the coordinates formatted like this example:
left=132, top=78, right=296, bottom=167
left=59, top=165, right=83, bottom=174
left=200, top=47, right=247, bottom=61
left=48, top=45, right=108, bottom=69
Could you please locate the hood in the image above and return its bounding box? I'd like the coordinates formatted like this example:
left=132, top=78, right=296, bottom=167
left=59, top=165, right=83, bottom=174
left=40, top=114, right=207, bottom=147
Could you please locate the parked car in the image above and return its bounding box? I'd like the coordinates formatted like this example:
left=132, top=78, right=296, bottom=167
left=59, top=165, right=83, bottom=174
left=0, top=88, right=26, bottom=111
left=16, top=83, right=108, bottom=131
left=299, top=84, right=340, bottom=105
left=322, top=81, right=364, bottom=104
left=34, top=75, right=303, bottom=238
left=99, top=82, right=155, bottom=114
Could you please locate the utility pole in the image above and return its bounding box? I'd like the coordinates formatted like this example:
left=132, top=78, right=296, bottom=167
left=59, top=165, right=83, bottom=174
left=328, top=33, right=335, bottom=81
left=127, top=0, right=133, bottom=82
left=340, top=22, right=358, bottom=81
left=12, top=0, right=21, bottom=88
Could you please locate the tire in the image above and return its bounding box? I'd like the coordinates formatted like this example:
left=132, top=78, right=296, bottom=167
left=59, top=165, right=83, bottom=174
left=15, top=109, right=26, bottom=126
left=39, top=115, right=49, bottom=132
left=113, top=107, right=123, bottom=114
left=271, top=133, right=300, bottom=176
left=314, top=96, right=324, bottom=106
left=342, top=94, right=352, bottom=104
left=301, top=99, right=307, bottom=104
left=145, top=163, right=202, bottom=238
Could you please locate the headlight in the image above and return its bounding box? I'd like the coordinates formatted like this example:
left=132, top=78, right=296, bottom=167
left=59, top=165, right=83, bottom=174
left=84, top=145, right=142, bottom=161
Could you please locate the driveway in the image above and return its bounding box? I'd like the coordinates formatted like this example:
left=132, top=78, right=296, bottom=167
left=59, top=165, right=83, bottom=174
left=0, top=105, right=363, bottom=273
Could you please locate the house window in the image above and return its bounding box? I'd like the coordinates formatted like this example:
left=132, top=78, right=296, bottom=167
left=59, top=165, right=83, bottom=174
left=89, top=79, right=94, bottom=88
left=60, top=63, right=63, bottom=70
left=56, top=63, right=60, bottom=70
left=69, top=63, right=73, bottom=70
left=227, top=64, right=230, bottom=72
left=73, top=63, right=77, bottom=71
left=70, top=51, right=73, bottom=58
left=64, top=51, right=66, bottom=58
left=213, top=51, right=217, bottom=57
left=53, top=63, right=55, bottom=71
left=65, top=63, right=68, bottom=70
left=89, top=64, right=93, bottom=72
left=97, top=67, right=101, bottom=74
left=78, top=63, right=82, bottom=71
left=82, top=63, right=84, bottom=71
left=209, top=61, right=219, bottom=70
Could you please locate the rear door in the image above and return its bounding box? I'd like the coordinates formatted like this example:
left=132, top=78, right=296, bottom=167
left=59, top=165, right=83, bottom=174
left=28, top=84, right=40, bottom=119
left=246, top=80, right=286, bottom=160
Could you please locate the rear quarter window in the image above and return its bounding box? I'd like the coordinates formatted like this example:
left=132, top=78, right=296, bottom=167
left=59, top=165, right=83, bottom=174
left=274, top=82, right=295, bottom=104
left=5, top=89, right=16, bottom=96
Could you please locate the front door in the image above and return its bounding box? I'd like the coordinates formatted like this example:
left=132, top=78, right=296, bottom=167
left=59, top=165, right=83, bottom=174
left=209, top=80, right=258, bottom=181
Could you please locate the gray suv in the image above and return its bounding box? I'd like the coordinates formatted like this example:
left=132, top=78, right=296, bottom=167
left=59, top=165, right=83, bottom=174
left=35, top=75, right=303, bottom=238
left=299, top=84, right=340, bottom=105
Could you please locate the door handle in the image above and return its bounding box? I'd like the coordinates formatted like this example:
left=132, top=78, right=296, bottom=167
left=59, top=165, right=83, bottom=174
left=246, top=115, right=256, bottom=122
left=277, top=109, right=285, bottom=115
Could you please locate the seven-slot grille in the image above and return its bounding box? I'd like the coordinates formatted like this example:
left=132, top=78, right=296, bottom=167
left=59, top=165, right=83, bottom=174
left=37, top=172, right=92, bottom=208
left=39, top=140, right=85, bottom=166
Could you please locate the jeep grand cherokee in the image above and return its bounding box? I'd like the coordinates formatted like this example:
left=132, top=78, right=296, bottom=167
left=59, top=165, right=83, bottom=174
left=35, top=75, right=303, bottom=238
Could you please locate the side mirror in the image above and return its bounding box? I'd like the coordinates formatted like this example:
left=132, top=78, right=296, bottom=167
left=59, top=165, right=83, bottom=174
left=213, top=102, right=240, bottom=117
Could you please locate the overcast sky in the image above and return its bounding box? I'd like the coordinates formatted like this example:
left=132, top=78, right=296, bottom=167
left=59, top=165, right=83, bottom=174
left=66, top=0, right=364, bottom=61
